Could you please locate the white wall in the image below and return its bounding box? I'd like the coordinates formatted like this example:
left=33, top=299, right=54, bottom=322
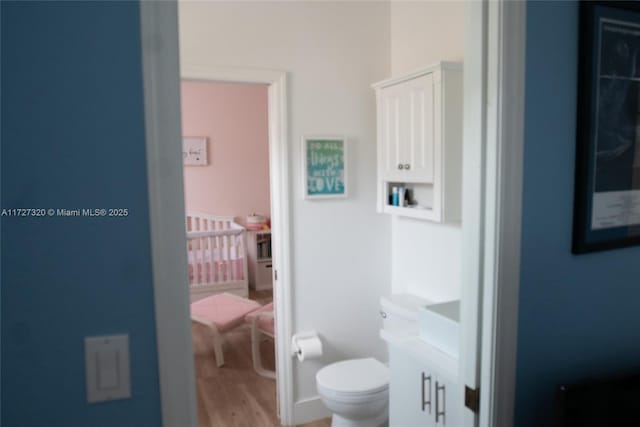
left=389, top=1, right=465, bottom=302
left=391, top=217, right=462, bottom=301
left=178, top=1, right=391, bottom=420
left=390, top=0, right=465, bottom=76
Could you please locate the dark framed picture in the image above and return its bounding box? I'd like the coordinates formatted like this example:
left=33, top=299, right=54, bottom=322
left=573, top=1, right=640, bottom=253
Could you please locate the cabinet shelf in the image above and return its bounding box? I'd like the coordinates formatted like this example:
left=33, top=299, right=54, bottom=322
left=247, top=230, right=273, bottom=291
left=383, top=205, right=435, bottom=221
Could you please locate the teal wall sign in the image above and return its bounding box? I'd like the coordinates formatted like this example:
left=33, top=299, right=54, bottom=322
left=303, top=137, right=348, bottom=199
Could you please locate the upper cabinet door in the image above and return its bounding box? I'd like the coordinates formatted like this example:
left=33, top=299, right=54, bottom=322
left=405, top=73, right=435, bottom=183
left=377, top=73, right=435, bottom=183
left=379, top=84, right=405, bottom=182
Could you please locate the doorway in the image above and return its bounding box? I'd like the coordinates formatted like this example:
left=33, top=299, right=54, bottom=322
left=139, top=2, right=526, bottom=427
left=180, top=79, right=278, bottom=425
left=180, top=65, right=294, bottom=425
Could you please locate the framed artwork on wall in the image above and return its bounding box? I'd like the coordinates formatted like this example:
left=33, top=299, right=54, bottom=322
left=302, top=136, right=347, bottom=199
left=182, top=137, right=208, bottom=166
left=573, top=1, right=640, bottom=253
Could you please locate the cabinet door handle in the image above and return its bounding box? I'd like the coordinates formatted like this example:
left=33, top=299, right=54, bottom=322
left=435, top=381, right=446, bottom=424
left=421, top=373, right=431, bottom=413
left=404, top=163, right=410, bottom=170
left=397, top=163, right=404, bottom=170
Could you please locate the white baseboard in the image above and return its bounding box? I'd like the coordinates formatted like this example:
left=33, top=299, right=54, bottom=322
left=292, top=396, right=331, bottom=426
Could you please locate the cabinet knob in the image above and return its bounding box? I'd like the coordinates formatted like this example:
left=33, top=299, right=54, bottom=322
left=397, top=164, right=404, bottom=170
left=404, top=163, right=410, bottom=170
left=380, top=310, right=387, bottom=319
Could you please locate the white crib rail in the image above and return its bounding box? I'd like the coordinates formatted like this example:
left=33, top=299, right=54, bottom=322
left=187, top=229, right=243, bottom=239
left=186, top=211, right=236, bottom=233
left=185, top=212, right=249, bottom=297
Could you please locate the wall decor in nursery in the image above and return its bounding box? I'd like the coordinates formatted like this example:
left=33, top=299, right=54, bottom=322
left=573, top=1, right=640, bottom=253
left=182, top=137, right=208, bottom=166
left=303, top=136, right=347, bottom=199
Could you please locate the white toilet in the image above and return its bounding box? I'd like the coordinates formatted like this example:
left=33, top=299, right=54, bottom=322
left=316, top=357, right=390, bottom=427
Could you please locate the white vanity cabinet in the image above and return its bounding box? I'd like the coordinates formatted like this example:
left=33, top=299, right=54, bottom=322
left=388, top=346, right=428, bottom=426
left=372, top=62, right=463, bottom=223
left=389, top=346, right=463, bottom=427
left=381, top=295, right=464, bottom=427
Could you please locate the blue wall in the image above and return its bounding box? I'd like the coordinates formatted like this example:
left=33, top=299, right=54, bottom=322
left=515, top=1, right=640, bottom=425
left=1, top=2, right=162, bottom=426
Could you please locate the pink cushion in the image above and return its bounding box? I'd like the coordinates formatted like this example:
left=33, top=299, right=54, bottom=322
left=191, top=293, right=261, bottom=333
left=245, top=302, right=275, bottom=335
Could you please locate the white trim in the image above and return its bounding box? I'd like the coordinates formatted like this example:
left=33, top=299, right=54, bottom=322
left=460, top=0, right=487, bottom=425
left=480, top=1, right=526, bottom=427
left=181, top=64, right=294, bottom=426
left=181, top=64, right=284, bottom=85
left=371, top=60, right=462, bottom=89
left=268, top=72, right=295, bottom=427
left=139, top=2, right=197, bottom=427
left=293, top=396, right=331, bottom=425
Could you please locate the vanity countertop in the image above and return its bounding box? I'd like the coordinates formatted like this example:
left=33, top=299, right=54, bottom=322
left=380, top=328, right=459, bottom=381
left=380, top=293, right=459, bottom=381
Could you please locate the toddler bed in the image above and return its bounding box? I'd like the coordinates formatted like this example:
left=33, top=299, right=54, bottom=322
left=186, top=212, right=249, bottom=301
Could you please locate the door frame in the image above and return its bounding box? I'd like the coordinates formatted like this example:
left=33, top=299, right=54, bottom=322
left=139, top=3, right=197, bottom=426
left=139, top=2, right=294, bottom=426
left=181, top=64, right=293, bottom=425
left=139, top=1, right=527, bottom=426
left=476, top=1, right=526, bottom=426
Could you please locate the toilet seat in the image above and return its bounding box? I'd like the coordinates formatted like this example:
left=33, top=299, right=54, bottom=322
left=316, top=358, right=389, bottom=397
left=317, top=383, right=388, bottom=403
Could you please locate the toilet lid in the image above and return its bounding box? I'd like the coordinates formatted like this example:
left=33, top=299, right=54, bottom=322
left=316, top=358, right=389, bottom=394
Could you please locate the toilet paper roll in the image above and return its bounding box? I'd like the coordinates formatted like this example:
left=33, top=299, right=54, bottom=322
left=293, top=335, right=323, bottom=361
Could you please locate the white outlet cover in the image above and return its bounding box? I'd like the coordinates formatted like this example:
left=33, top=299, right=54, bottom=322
left=84, top=334, right=131, bottom=403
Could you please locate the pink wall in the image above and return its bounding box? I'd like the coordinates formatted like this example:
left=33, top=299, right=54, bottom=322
left=181, top=81, right=270, bottom=218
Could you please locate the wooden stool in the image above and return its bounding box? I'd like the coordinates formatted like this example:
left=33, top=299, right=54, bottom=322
left=191, top=293, right=261, bottom=367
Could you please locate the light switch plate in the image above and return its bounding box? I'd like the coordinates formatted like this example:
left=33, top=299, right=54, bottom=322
left=85, top=334, right=131, bottom=403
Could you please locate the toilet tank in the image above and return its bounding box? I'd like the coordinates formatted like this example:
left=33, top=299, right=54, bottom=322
left=380, top=294, right=434, bottom=334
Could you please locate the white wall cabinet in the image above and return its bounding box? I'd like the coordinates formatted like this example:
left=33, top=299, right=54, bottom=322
left=373, top=62, right=463, bottom=223
left=389, top=346, right=462, bottom=427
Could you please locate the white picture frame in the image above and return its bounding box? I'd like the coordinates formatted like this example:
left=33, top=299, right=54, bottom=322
left=302, top=136, right=348, bottom=199
left=182, top=137, right=208, bottom=166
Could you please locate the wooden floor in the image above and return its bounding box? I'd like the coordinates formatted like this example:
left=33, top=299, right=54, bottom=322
left=193, top=290, right=331, bottom=427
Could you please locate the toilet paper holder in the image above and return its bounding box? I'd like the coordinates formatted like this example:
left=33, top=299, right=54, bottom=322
left=291, top=331, right=322, bottom=358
